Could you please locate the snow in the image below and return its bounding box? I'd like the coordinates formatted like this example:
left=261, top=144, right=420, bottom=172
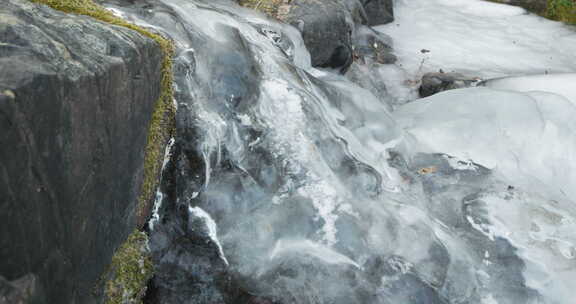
left=376, top=0, right=576, bottom=104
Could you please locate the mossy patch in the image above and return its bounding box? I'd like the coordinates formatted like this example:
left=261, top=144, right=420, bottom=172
left=239, top=0, right=287, bottom=18
left=547, top=0, right=576, bottom=24
left=30, top=0, right=176, bottom=221
left=104, top=230, right=153, bottom=304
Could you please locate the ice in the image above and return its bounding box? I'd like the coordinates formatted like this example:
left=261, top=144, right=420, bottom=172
left=376, top=0, right=576, bottom=104
left=464, top=190, right=576, bottom=304
left=108, top=0, right=576, bottom=303
left=188, top=206, right=229, bottom=266
left=396, top=87, right=576, bottom=203
left=484, top=73, right=576, bottom=105
left=269, top=239, right=361, bottom=269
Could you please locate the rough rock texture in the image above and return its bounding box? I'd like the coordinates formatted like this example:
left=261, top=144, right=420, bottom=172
left=0, top=0, right=164, bottom=303
left=419, top=72, right=481, bottom=98
left=361, top=0, right=394, bottom=26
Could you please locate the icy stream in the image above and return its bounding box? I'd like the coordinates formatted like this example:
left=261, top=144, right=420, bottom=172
left=109, top=0, right=576, bottom=303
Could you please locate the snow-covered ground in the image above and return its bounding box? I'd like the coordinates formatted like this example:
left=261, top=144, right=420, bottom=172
left=376, top=0, right=576, bottom=104
left=377, top=0, right=576, bottom=203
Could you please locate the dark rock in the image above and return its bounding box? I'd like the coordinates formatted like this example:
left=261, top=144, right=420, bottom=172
left=0, top=0, right=164, bottom=303
left=419, top=72, right=481, bottom=98
left=279, top=0, right=355, bottom=70
left=361, top=0, right=394, bottom=26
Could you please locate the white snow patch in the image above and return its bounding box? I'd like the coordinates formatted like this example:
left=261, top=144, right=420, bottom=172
left=376, top=0, right=576, bottom=104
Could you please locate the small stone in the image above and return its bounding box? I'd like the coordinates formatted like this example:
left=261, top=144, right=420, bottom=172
left=419, top=72, right=481, bottom=97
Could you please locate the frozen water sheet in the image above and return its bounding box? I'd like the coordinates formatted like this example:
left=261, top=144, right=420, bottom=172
left=484, top=73, right=576, bottom=105
left=396, top=87, right=576, bottom=203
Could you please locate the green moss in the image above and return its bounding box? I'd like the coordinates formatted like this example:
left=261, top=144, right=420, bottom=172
left=105, top=230, right=153, bottom=304
left=547, top=0, right=576, bottom=24
left=30, top=0, right=176, bottom=219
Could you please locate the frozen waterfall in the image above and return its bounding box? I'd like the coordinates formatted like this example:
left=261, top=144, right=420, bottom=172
left=108, top=0, right=576, bottom=303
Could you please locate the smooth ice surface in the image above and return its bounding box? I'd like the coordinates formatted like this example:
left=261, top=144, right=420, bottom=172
left=376, top=0, right=576, bottom=104
left=483, top=73, right=576, bottom=104
left=396, top=88, right=576, bottom=203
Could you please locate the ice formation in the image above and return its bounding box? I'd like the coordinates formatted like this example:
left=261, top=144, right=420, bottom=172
left=109, top=0, right=576, bottom=303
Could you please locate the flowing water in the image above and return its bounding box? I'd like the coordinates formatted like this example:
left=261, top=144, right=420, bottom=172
left=108, top=0, right=576, bottom=303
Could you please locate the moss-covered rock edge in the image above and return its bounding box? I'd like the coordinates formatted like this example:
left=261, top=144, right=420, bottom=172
left=27, top=0, right=175, bottom=303
left=104, top=230, right=154, bottom=304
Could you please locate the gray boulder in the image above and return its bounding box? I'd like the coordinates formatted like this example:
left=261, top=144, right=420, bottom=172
left=0, top=0, right=166, bottom=303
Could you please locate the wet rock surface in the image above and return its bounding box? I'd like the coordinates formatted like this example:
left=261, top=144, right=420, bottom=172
left=279, top=0, right=356, bottom=70
left=361, top=0, right=394, bottom=26
left=352, top=25, right=396, bottom=65
left=0, top=0, right=163, bottom=303
left=419, top=72, right=481, bottom=97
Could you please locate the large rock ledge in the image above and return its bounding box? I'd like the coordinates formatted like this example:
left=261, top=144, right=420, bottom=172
left=0, top=0, right=165, bottom=303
